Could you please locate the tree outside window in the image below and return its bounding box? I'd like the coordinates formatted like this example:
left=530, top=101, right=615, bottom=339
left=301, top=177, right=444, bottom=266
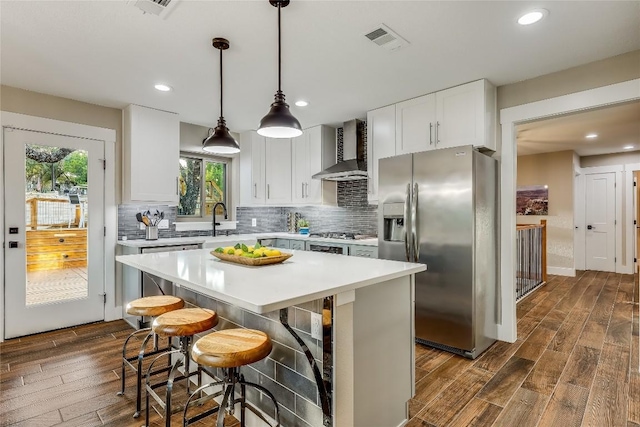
left=178, top=155, right=227, bottom=217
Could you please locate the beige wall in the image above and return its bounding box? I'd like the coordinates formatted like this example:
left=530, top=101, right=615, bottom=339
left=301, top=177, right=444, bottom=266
left=498, top=50, right=640, bottom=110
left=1, top=85, right=122, bottom=202
left=517, top=150, right=575, bottom=269
left=580, top=150, right=640, bottom=168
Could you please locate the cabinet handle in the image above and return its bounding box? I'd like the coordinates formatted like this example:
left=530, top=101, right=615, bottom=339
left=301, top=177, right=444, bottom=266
left=254, top=183, right=257, bottom=198
left=176, top=177, right=179, bottom=195
left=267, top=184, right=270, bottom=199
left=305, top=182, right=309, bottom=198
left=436, top=121, right=440, bottom=145
left=429, top=123, right=433, bottom=145
left=302, top=182, right=304, bottom=198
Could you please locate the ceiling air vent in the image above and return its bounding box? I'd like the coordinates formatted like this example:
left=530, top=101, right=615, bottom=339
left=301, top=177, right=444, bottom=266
left=127, top=0, right=180, bottom=19
left=364, top=24, right=409, bottom=51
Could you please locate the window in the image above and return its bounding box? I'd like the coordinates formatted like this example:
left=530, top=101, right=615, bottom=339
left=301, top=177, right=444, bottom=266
left=178, top=154, right=227, bottom=218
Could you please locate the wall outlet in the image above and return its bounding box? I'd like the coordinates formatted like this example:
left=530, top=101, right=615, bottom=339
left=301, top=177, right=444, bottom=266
left=251, top=218, right=257, bottom=227
left=311, top=312, right=323, bottom=340
left=158, top=219, right=169, bottom=229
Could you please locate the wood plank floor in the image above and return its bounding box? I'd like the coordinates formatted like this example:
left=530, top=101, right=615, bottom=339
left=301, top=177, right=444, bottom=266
left=409, top=271, right=639, bottom=427
left=0, top=271, right=637, bottom=426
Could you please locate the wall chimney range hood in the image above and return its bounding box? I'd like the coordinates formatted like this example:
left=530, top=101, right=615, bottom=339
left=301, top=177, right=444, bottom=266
left=312, top=119, right=368, bottom=181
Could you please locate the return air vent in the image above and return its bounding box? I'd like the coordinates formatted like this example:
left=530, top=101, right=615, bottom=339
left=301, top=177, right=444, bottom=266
left=127, top=0, right=180, bottom=19
left=364, top=24, right=409, bottom=51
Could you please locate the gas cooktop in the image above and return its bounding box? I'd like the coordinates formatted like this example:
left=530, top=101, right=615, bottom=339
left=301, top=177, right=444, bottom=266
left=308, top=232, right=376, bottom=240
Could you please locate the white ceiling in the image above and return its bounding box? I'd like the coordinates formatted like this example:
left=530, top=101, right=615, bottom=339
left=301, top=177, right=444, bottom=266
left=2, top=1, right=639, bottom=133
left=517, top=101, right=640, bottom=156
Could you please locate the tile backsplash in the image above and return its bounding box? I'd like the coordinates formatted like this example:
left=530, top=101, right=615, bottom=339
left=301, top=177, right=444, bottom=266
left=118, top=121, right=378, bottom=240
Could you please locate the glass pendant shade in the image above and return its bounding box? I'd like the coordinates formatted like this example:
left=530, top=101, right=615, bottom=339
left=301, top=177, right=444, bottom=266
left=203, top=37, right=240, bottom=154
left=258, top=0, right=302, bottom=139
left=203, top=119, right=240, bottom=154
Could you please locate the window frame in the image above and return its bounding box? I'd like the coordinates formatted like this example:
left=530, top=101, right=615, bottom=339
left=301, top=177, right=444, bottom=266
left=177, top=152, right=229, bottom=220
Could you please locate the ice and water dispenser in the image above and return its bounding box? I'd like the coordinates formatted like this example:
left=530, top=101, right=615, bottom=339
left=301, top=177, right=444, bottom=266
left=382, top=202, right=406, bottom=242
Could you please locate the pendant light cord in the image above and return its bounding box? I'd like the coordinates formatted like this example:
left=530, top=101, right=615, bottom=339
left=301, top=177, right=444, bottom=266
left=219, top=46, right=224, bottom=119
left=278, top=2, right=282, bottom=94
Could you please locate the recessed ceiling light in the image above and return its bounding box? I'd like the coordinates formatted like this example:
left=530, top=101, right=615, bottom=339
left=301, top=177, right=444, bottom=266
left=295, top=100, right=309, bottom=107
left=623, top=145, right=635, bottom=150
left=518, top=9, right=548, bottom=25
left=585, top=133, right=598, bottom=139
left=154, top=84, right=172, bottom=92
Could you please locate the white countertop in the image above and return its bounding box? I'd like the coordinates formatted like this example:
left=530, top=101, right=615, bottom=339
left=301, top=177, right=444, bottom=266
left=117, top=232, right=378, bottom=248
left=116, top=248, right=423, bottom=313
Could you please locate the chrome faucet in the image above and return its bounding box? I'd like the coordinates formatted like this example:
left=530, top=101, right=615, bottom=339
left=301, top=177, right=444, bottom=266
left=212, top=202, right=227, bottom=237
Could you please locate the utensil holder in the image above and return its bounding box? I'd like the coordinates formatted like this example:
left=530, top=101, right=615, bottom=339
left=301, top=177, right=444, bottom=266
left=145, top=226, right=158, bottom=240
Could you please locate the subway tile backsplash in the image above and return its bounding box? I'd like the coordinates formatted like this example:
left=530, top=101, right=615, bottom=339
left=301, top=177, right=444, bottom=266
left=118, top=121, right=378, bottom=240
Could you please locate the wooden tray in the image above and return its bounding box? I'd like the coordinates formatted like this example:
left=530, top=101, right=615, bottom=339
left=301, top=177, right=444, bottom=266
left=210, top=251, right=292, bottom=266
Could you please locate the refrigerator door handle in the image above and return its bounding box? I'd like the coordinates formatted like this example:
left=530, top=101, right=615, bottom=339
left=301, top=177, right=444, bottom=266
left=404, top=183, right=411, bottom=261
left=412, top=183, right=419, bottom=262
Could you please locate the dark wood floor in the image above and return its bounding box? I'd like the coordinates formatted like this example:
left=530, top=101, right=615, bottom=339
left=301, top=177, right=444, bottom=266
left=0, top=271, right=637, bottom=427
left=408, top=271, right=639, bottom=427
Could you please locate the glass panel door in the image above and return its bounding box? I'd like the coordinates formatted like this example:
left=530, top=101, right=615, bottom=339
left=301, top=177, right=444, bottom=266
left=4, top=129, right=104, bottom=338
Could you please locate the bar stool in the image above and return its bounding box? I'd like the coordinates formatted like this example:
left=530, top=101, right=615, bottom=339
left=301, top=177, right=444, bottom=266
left=117, top=295, right=185, bottom=418
left=183, top=329, right=281, bottom=427
left=145, top=307, right=218, bottom=427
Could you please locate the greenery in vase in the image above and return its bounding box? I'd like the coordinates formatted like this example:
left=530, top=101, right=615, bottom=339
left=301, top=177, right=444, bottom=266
left=297, top=219, right=309, bottom=228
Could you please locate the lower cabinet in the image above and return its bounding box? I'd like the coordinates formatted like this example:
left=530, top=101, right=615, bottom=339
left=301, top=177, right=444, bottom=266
left=273, top=239, right=291, bottom=249
left=350, top=246, right=378, bottom=258
left=289, top=240, right=305, bottom=251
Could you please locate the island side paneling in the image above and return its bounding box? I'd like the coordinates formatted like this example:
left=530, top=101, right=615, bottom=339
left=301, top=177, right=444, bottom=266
left=173, top=285, right=326, bottom=427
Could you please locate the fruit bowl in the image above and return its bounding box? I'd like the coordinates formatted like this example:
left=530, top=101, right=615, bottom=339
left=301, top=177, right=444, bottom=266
left=210, top=251, right=292, bottom=266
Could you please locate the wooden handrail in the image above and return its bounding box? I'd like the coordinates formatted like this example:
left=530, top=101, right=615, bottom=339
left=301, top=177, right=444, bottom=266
left=26, top=196, right=82, bottom=230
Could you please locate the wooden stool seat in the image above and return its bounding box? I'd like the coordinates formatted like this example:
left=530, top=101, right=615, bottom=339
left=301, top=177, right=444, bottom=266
left=192, top=329, right=272, bottom=368
left=126, top=295, right=184, bottom=317
left=152, top=308, right=218, bottom=337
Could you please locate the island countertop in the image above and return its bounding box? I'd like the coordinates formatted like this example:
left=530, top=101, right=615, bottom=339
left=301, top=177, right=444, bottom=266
left=116, top=248, right=424, bottom=313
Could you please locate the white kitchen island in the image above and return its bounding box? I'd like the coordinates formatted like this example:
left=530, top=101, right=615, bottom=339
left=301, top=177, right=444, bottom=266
left=116, top=248, right=425, bottom=427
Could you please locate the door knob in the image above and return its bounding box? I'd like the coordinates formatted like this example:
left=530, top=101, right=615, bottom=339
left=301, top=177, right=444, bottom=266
left=587, top=225, right=594, bottom=230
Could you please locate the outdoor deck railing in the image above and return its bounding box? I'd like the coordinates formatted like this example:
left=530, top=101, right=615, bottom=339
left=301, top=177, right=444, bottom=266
left=516, top=219, right=547, bottom=301
left=26, top=195, right=87, bottom=230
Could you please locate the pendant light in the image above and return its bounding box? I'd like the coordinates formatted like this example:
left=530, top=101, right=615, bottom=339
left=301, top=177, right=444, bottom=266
left=203, top=38, right=240, bottom=154
left=257, top=0, right=302, bottom=138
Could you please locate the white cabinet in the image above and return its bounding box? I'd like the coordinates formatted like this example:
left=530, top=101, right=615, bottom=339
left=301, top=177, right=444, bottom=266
left=435, top=79, right=496, bottom=150
left=367, top=105, right=396, bottom=204
left=265, top=138, right=292, bottom=205
left=292, top=125, right=337, bottom=205
left=239, top=132, right=266, bottom=205
left=395, top=94, right=436, bottom=155
left=123, top=104, right=180, bottom=204
left=289, top=240, right=305, bottom=251
left=349, top=245, right=378, bottom=258
left=392, top=79, right=497, bottom=154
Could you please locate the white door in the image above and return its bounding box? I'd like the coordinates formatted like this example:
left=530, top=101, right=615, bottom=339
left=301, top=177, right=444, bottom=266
left=585, top=172, right=616, bottom=272
left=395, top=94, right=436, bottom=155
left=291, top=132, right=308, bottom=204
left=4, top=129, right=105, bottom=338
left=435, top=80, right=484, bottom=149
left=264, top=138, right=292, bottom=205
left=305, top=126, right=323, bottom=203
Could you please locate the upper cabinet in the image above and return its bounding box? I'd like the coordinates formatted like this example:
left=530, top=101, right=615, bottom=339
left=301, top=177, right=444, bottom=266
left=292, top=125, right=337, bottom=205
left=395, top=94, right=436, bottom=155
left=435, top=79, right=496, bottom=150
left=393, top=79, right=496, bottom=154
left=123, top=104, right=180, bottom=204
left=367, top=105, right=396, bottom=204
left=264, top=138, right=292, bottom=205
left=239, top=132, right=266, bottom=206
left=239, top=126, right=336, bottom=207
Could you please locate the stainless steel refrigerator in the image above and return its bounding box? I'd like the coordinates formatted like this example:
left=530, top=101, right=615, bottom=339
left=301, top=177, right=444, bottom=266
left=378, top=146, right=498, bottom=359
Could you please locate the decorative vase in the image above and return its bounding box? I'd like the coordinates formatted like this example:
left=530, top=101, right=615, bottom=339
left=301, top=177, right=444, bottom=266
left=299, top=227, right=309, bottom=235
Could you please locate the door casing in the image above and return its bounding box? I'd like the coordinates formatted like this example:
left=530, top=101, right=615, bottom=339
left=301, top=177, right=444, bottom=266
left=0, top=111, right=117, bottom=342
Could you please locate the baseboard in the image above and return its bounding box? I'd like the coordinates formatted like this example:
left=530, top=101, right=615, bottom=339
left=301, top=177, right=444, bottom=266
left=396, top=419, right=409, bottom=427
left=547, top=266, right=576, bottom=277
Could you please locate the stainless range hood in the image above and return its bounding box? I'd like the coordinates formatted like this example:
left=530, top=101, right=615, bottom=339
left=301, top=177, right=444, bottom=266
left=312, top=119, right=368, bottom=181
